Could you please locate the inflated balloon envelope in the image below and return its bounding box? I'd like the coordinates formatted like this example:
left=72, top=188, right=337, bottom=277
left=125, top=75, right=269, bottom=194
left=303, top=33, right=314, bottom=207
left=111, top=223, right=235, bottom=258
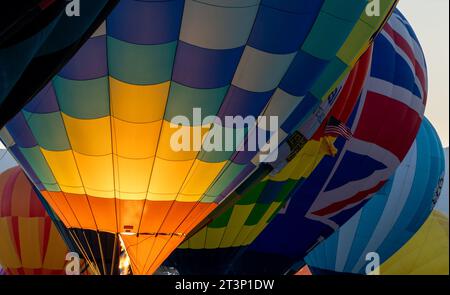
left=305, top=118, right=445, bottom=275
left=376, top=210, right=449, bottom=275
left=166, top=46, right=373, bottom=275
left=0, top=167, right=68, bottom=275
left=0, top=0, right=398, bottom=274
left=227, top=9, right=428, bottom=275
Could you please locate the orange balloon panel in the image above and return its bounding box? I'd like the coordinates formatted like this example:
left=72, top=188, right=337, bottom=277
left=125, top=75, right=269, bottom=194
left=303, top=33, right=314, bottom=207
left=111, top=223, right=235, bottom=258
left=121, top=202, right=218, bottom=274
left=0, top=167, right=68, bottom=275
left=296, top=266, right=312, bottom=276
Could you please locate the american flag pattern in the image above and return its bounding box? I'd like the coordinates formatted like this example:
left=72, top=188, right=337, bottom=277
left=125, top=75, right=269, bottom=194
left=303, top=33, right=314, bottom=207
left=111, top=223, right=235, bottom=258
left=324, top=116, right=353, bottom=140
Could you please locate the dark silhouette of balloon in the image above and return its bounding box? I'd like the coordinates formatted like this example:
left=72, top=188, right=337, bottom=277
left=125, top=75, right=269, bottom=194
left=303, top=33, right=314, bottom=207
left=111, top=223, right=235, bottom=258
left=0, top=0, right=119, bottom=128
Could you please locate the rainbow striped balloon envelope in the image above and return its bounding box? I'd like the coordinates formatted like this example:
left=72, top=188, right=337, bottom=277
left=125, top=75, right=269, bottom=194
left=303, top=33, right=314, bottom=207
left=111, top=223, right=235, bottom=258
left=0, top=0, right=398, bottom=274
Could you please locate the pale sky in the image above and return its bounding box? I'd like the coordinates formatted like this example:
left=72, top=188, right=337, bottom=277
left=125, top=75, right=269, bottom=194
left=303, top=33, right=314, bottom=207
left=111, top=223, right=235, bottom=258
left=398, top=0, right=449, bottom=147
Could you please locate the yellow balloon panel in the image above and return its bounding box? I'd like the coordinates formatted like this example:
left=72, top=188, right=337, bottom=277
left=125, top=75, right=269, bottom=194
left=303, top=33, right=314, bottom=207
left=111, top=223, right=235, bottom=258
left=63, top=114, right=112, bottom=155
left=378, top=211, right=449, bottom=275
left=180, top=159, right=227, bottom=196
left=0, top=219, right=22, bottom=268
left=111, top=118, right=161, bottom=158
left=41, top=149, right=84, bottom=194
left=109, top=78, right=169, bottom=123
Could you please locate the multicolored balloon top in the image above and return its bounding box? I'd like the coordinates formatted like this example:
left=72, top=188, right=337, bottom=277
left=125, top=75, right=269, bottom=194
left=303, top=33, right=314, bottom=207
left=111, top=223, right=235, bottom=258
left=0, top=0, right=399, bottom=274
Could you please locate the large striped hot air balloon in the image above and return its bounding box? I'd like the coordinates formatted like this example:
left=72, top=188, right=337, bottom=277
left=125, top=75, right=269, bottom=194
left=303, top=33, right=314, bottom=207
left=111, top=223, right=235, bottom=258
left=305, top=118, right=445, bottom=275
left=165, top=46, right=373, bottom=274
left=377, top=210, right=449, bottom=275
left=227, top=9, right=429, bottom=275
left=0, top=0, right=398, bottom=274
left=0, top=0, right=119, bottom=128
left=0, top=166, right=68, bottom=275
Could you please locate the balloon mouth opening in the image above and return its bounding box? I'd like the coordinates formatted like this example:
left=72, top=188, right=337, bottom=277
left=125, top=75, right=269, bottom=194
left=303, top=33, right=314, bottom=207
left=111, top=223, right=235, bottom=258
left=118, top=235, right=131, bottom=275
left=119, top=232, right=186, bottom=237
left=119, top=232, right=135, bottom=236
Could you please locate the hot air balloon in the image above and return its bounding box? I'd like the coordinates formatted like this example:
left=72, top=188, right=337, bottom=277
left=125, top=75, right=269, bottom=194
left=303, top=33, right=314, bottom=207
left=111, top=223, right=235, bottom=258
left=227, top=9, right=428, bottom=275
left=0, top=0, right=398, bottom=274
left=376, top=210, right=449, bottom=275
left=0, top=166, right=68, bottom=275
left=304, top=118, right=445, bottom=274
left=165, top=46, right=373, bottom=274
left=0, top=0, right=119, bottom=128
